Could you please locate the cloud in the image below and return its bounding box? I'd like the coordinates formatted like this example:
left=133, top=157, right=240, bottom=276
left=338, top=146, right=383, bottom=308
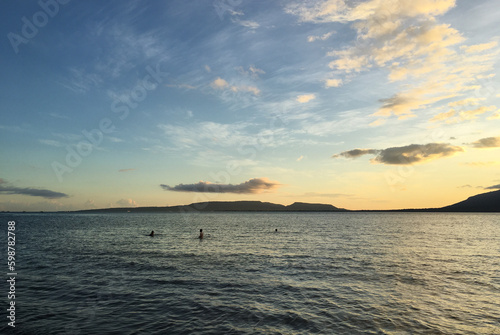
left=462, top=41, right=498, bottom=53
left=296, top=94, right=316, bottom=103
left=456, top=106, right=497, bottom=121
left=287, top=0, right=456, bottom=23
left=286, top=0, right=498, bottom=121
left=333, top=143, right=464, bottom=165
left=431, top=106, right=497, bottom=123
left=448, top=97, right=484, bottom=107
left=116, top=198, right=138, bottom=207
left=487, top=111, right=500, bottom=120
left=159, top=121, right=251, bottom=150
left=0, top=179, right=69, bottom=199
left=430, top=110, right=455, bottom=122
left=373, top=143, right=463, bottom=164
left=160, top=177, right=281, bottom=194
left=235, top=20, right=260, bottom=29
left=333, top=148, right=379, bottom=159
left=211, top=77, right=229, bottom=89
left=470, top=136, right=500, bottom=148
left=238, top=65, right=265, bottom=79
left=369, top=118, right=386, bottom=127
left=232, top=85, right=261, bottom=95
left=48, top=112, right=70, bottom=120
left=308, top=31, right=334, bottom=42
left=325, top=78, right=343, bottom=88
left=485, top=184, right=500, bottom=190
left=210, top=77, right=260, bottom=95
left=39, top=139, right=65, bottom=147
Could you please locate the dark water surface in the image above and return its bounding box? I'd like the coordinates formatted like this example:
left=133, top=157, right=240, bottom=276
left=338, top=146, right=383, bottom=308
left=1, top=212, right=499, bottom=334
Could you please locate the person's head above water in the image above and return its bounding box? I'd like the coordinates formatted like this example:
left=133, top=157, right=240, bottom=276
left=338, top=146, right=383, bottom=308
left=149, top=230, right=155, bottom=236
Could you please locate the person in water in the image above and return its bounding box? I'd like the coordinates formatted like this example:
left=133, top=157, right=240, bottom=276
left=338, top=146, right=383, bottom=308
left=149, top=230, right=155, bottom=237
left=199, top=229, right=204, bottom=239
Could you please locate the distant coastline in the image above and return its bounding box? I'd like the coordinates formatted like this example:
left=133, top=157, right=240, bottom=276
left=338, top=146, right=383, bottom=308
left=2, top=190, right=499, bottom=213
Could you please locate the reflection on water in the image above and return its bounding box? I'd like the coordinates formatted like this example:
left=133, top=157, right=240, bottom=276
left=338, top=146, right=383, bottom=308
left=2, top=212, right=499, bottom=334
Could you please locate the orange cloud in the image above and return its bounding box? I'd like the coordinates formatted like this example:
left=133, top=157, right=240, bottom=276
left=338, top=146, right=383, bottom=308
left=325, top=78, right=343, bottom=87
left=462, top=41, right=498, bottom=53
left=296, top=94, right=316, bottom=103
left=287, top=0, right=498, bottom=122
left=211, top=77, right=260, bottom=95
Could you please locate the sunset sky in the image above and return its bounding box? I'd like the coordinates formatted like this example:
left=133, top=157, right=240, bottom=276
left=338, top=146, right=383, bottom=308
left=1, top=0, right=499, bottom=211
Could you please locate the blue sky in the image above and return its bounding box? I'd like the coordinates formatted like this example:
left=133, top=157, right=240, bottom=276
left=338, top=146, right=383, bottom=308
left=1, top=0, right=500, bottom=211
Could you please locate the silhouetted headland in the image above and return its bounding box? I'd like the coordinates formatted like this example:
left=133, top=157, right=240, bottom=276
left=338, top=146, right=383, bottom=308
left=74, top=201, right=346, bottom=213
left=70, top=190, right=500, bottom=213
left=434, top=189, right=500, bottom=212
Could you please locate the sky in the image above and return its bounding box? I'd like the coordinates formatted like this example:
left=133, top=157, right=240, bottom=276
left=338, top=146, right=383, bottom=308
left=1, top=0, right=500, bottom=211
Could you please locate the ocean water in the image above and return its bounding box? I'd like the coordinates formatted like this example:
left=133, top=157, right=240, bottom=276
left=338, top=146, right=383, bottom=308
left=1, top=212, right=499, bottom=334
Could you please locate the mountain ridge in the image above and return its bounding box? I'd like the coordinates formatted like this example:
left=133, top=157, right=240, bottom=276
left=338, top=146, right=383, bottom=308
left=69, top=190, right=500, bottom=213
left=73, top=201, right=347, bottom=213
left=436, top=189, right=500, bottom=212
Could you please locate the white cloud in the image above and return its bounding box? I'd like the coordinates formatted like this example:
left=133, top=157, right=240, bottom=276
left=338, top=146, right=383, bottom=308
left=39, top=139, right=64, bottom=147
left=308, top=31, right=334, bottom=42
left=236, top=20, right=260, bottom=29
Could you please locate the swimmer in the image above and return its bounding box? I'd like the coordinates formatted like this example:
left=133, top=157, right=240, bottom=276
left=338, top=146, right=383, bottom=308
left=199, top=229, right=204, bottom=239
left=275, top=229, right=278, bottom=232
left=149, top=230, right=155, bottom=237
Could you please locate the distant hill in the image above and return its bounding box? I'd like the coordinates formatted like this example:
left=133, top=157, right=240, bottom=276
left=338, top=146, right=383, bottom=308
left=75, top=201, right=347, bottom=213
left=69, top=190, right=499, bottom=213
left=437, top=189, right=500, bottom=212
left=285, top=202, right=341, bottom=211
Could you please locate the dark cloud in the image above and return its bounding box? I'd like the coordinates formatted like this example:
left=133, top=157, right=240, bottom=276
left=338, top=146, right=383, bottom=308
left=118, top=169, right=136, bottom=172
left=485, top=184, right=500, bottom=190
left=334, top=143, right=464, bottom=165
left=332, top=149, right=379, bottom=159
left=471, top=136, right=500, bottom=148
left=0, top=179, right=69, bottom=199
left=373, top=143, right=464, bottom=165
left=161, top=178, right=281, bottom=194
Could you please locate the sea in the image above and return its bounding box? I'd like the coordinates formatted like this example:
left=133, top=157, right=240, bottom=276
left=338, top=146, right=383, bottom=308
left=1, top=212, right=499, bottom=335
